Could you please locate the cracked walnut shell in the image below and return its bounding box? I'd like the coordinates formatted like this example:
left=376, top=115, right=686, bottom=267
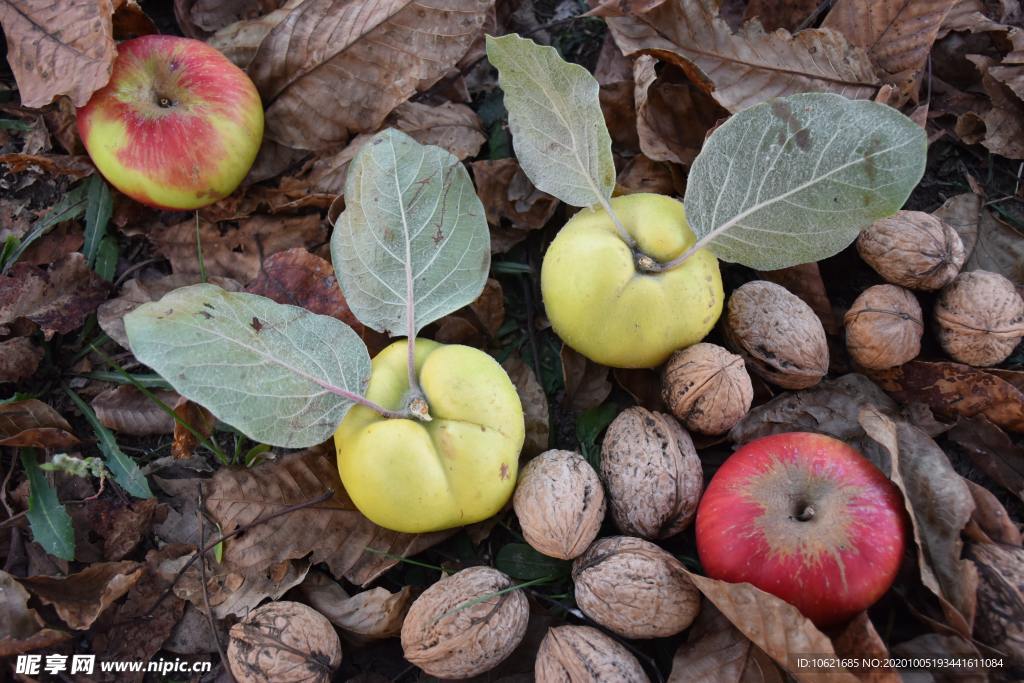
left=401, top=566, right=528, bottom=679
left=513, top=450, right=606, bottom=560
left=844, top=285, right=923, bottom=369
left=934, top=270, right=1024, bottom=367
left=227, top=601, right=341, bottom=683
left=857, top=211, right=965, bottom=291
left=572, top=536, right=700, bottom=639
left=536, top=625, right=649, bottom=683
left=663, top=343, right=753, bottom=435
left=724, top=281, right=829, bottom=389
left=601, top=407, right=703, bottom=539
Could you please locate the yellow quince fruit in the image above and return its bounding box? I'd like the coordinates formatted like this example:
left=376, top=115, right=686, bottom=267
left=541, top=193, right=723, bottom=368
left=335, top=339, right=524, bottom=533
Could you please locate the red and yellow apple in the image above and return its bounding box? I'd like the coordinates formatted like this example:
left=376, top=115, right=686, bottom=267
left=77, top=35, right=264, bottom=210
left=695, top=432, right=906, bottom=627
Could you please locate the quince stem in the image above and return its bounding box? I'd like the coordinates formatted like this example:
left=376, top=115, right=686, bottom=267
left=597, top=195, right=637, bottom=250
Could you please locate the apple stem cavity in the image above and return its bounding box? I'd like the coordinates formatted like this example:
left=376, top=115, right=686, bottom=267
left=793, top=503, right=816, bottom=522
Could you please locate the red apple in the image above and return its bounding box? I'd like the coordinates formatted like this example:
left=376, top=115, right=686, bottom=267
left=77, top=35, right=264, bottom=210
left=695, top=431, right=906, bottom=626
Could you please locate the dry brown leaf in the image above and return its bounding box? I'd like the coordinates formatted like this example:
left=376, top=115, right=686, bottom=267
left=245, top=248, right=363, bottom=331
left=205, top=0, right=301, bottom=65
left=91, top=385, right=180, bottom=436
left=0, top=570, right=72, bottom=657
left=947, top=416, right=1024, bottom=501
left=111, top=0, right=158, bottom=40
left=171, top=396, right=216, bottom=460
left=743, top=0, right=821, bottom=32
left=0, top=398, right=79, bottom=449
left=601, top=80, right=640, bottom=153
left=98, top=271, right=242, bottom=349
left=149, top=214, right=326, bottom=283
left=963, top=478, right=1022, bottom=545
left=868, top=360, right=1024, bottom=433
left=685, top=572, right=859, bottom=683
left=19, top=561, right=143, bottom=630
left=965, top=542, right=1024, bottom=667
left=616, top=153, right=683, bottom=196
left=0, top=253, right=110, bottom=340
left=964, top=204, right=1024, bottom=283
left=205, top=445, right=453, bottom=587
left=242, top=0, right=493, bottom=151
left=602, top=0, right=878, bottom=114
left=164, top=603, right=226, bottom=655
left=932, top=192, right=980, bottom=258
left=831, top=613, right=899, bottom=683
left=0, top=153, right=96, bottom=180
left=634, top=56, right=726, bottom=167
left=613, top=367, right=665, bottom=411
left=822, top=0, right=960, bottom=97
left=858, top=407, right=977, bottom=635
left=669, top=601, right=786, bottom=683
left=0, top=337, right=43, bottom=384
left=964, top=54, right=1024, bottom=159
left=889, top=633, right=984, bottom=676
left=386, top=101, right=486, bottom=161
left=188, top=0, right=289, bottom=34
left=299, top=570, right=412, bottom=639
left=758, top=262, right=839, bottom=335
left=560, top=345, right=613, bottom=412
left=502, top=356, right=550, bottom=457
left=89, top=545, right=190, bottom=682
left=83, top=497, right=160, bottom=561
left=471, top=159, right=559, bottom=253
left=0, top=0, right=116, bottom=107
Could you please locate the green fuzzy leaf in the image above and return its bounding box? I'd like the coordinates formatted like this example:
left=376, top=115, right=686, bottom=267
left=66, top=389, right=152, bottom=499
left=486, top=33, right=615, bottom=209
left=332, top=128, right=490, bottom=336
left=124, top=284, right=370, bottom=449
left=20, top=450, right=74, bottom=561
left=685, top=93, right=927, bottom=270
left=496, top=543, right=570, bottom=581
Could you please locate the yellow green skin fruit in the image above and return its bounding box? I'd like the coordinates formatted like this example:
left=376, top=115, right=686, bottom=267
left=540, top=193, right=724, bottom=368
left=335, top=339, right=525, bottom=533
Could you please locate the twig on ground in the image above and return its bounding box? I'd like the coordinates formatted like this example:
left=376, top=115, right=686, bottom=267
left=197, top=484, right=232, bottom=681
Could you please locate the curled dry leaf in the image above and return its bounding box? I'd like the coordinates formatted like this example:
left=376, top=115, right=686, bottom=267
left=227, top=601, right=342, bottom=683
left=663, top=343, right=753, bottom=435
left=536, top=625, right=649, bottom=683
left=84, top=497, right=160, bottom=562
left=965, top=542, right=1024, bottom=666
left=948, top=416, right=1024, bottom=501
left=964, top=203, right=1024, bottom=283
left=19, top=561, right=143, bottom=631
left=0, top=570, right=72, bottom=658
left=91, top=385, right=181, bottom=436
left=601, top=408, right=703, bottom=538
left=742, top=0, right=821, bottom=32
left=513, top=450, right=606, bottom=560
left=471, top=159, right=560, bottom=254
left=856, top=211, right=965, bottom=291
left=931, top=192, right=980, bottom=260
left=149, top=214, right=326, bottom=283
left=171, top=396, right=216, bottom=460
left=502, top=356, right=550, bottom=457
left=964, top=478, right=1022, bottom=545
left=0, top=399, right=79, bottom=449
left=205, top=446, right=452, bottom=588
left=725, top=281, right=829, bottom=390
left=244, top=0, right=493, bottom=151
left=0, top=253, right=110, bottom=340
left=831, top=613, right=899, bottom=683
left=98, top=271, right=242, bottom=349
left=0, top=153, right=96, bottom=180
left=572, top=536, right=700, bottom=639
left=870, top=360, right=1024, bottom=433
left=299, top=570, right=412, bottom=640
left=560, top=345, right=613, bottom=412
left=0, top=337, right=43, bottom=384
left=602, top=0, right=878, bottom=114
left=401, top=566, right=529, bottom=679
left=858, top=408, right=977, bottom=634
left=669, top=601, right=786, bottom=683
left=844, top=285, right=924, bottom=370
left=935, top=270, right=1024, bottom=367
left=0, top=0, right=116, bottom=107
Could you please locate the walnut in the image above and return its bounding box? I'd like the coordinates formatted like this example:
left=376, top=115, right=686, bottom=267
left=513, top=450, right=606, bottom=560
left=857, top=211, right=965, bottom=290
left=535, top=625, right=649, bottom=683
left=934, top=270, right=1024, bottom=367
left=600, top=407, right=703, bottom=539
left=843, top=285, right=923, bottom=369
left=227, top=601, right=341, bottom=683
left=662, top=343, right=753, bottom=434
left=572, top=536, right=700, bottom=639
left=965, top=543, right=1024, bottom=666
left=724, top=281, right=829, bottom=389
left=401, top=566, right=529, bottom=679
